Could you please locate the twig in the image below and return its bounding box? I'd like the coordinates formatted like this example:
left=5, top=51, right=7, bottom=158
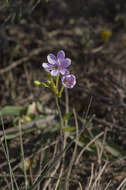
left=54, top=89, right=69, bottom=190
left=1, top=117, right=15, bottom=190
left=75, top=131, right=104, bottom=165
left=78, top=181, right=83, bottom=190
left=65, top=108, right=79, bottom=190
left=55, top=96, right=64, bottom=149
left=0, top=48, right=42, bottom=75
left=97, top=128, right=108, bottom=165
left=104, top=180, right=111, bottom=190
left=117, top=177, right=126, bottom=190
left=92, top=162, right=108, bottom=189
left=0, top=115, right=55, bottom=137
left=43, top=140, right=59, bottom=190
left=0, top=140, right=57, bottom=174
left=43, top=162, right=60, bottom=190
left=18, top=120, right=28, bottom=190
left=27, top=140, right=74, bottom=190
left=86, top=163, right=94, bottom=190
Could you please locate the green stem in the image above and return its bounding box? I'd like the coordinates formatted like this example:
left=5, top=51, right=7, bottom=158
left=1, top=120, right=15, bottom=190
left=49, top=74, right=54, bottom=86
left=59, top=85, right=64, bottom=98
left=56, top=74, right=60, bottom=89
left=55, top=96, right=64, bottom=147
left=19, top=121, right=28, bottom=190
left=49, top=74, right=59, bottom=96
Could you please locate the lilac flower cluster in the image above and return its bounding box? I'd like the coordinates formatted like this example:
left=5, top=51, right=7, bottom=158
left=42, top=50, right=76, bottom=88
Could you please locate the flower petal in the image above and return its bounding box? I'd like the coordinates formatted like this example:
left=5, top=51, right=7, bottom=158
left=47, top=53, right=56, bottom=64
left=60, top=69, right=69, bottom=75
left=42, top=63, right=51, bottom=71
left=65, top=58, right=71, bottom=67
left=59, top=58, right=71, bottom=69
left=61, top=74, right=76, bottom=88
left=57, top=50, right=65, bottom=59
left=65, top=70, right=70, bottom=75
left=69, top=74, right=76, bottom=87
left=51, top=69, right=59, bottom=76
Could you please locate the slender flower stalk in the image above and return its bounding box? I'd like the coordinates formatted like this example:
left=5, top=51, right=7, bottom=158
left=55, top=96, right=64, bottom=147
left=59, top=86, right=64, bottom=98
left=35, top=50, right=76, bottom=149
left=56, top=74, right=60, bottom=89
left=33, top=50, right=77, bottom=189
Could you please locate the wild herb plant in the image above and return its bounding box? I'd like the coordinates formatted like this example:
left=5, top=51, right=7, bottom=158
left=35, top=50, right=76, bottom=96
left=1, top=50, right=126, bottom=190
left=34, top=50, right=76, bottom=147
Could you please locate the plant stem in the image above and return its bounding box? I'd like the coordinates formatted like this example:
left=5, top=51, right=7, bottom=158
left=1, top=117, right=15, bottom=190
left=59, top=85, right=64, bottom=97
left=19, top=120, right=28, bottom=190
left=56, top=74, right=60, bottom=89
left=55, top=96, right=64, bottom=148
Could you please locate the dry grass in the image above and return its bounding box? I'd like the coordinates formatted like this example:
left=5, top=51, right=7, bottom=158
left=1, top=0, right=126, bottom=189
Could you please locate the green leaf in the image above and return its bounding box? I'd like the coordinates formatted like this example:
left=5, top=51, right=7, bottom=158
left=101, top=141, right=125, bottom=157
left=34, top=81, right=50, bottom=88
left=63, top=112, right=72, bottom=122
left=69, top=135, right=93, bottom=152
left=105, top=144, right=121, bottom=157
left=63, top=126, right=75, bottom=132
left=36, top=102, right=43, bottom=113
left=34, top=81, right=41, bottom=86
left=0, top=106, right=26, bottom=116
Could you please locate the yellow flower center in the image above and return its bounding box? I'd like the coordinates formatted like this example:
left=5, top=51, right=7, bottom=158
left=65, top=80, right=69, bottom=85
left=51, top=65, right=55, bottom=69
left=51, top=65, right=59, bottom=70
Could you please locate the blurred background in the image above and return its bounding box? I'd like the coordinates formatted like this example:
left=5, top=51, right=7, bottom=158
left=1, top=0, right=126, bottom=189
left=1, top=0, right=126, bottom=108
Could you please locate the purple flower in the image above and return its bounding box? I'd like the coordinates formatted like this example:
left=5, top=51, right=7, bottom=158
left=61, top=74, right=76, bottom=88
left=42, top=50, right=71, bottom=76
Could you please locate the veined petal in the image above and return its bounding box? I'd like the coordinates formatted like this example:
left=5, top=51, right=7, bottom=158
left=65, top=58, right=71, bottom=67
left=65, top=70, right=70, bottom=75
left=60, top=69, right=69, bottom=75
left=60, top=58, right=71, bottom=69
left=57, top=50, right=65, bottom=59
left=47, top=53, right=56, bottom=64
left=61, top=74, right=76, bottom=88
left=42, top=63, right=51, bottom=71
left=51, top=69, right=59, bottom=76
left=70, top=74, right=76, bottom=87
